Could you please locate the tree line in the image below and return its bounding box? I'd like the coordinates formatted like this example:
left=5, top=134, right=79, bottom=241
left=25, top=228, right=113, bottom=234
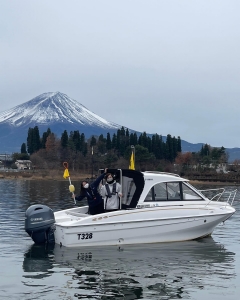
left=16, top=126, right=182, bottom=172
left=175, top=143, right=227, bottom=175
left=12, top=126, right=228, bottom=175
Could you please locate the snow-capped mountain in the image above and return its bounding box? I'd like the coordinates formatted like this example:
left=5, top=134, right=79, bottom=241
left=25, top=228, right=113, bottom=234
left=1, top=91, right=239, bottom=161
left=0, top=92, right=121, bottom=153
left=0, top=92, right=120, bottom=129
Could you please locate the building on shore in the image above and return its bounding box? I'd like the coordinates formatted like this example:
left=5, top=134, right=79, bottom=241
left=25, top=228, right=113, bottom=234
left=15, top=160, right=32, bottom=170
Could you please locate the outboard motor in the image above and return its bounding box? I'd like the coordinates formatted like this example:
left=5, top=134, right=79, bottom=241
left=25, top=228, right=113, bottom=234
left=25, top=204, right=55, bottom=244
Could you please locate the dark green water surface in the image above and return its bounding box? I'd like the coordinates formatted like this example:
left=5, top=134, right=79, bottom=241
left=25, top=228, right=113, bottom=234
left=0, top=180, right=239, bottom=299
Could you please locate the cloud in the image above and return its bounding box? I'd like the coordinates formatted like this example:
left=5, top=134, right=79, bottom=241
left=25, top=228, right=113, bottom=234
left=1, top=0, right=240, bottom=148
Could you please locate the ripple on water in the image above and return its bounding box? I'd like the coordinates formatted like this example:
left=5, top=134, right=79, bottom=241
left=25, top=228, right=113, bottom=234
left=0, top=180, right=239, bottom=299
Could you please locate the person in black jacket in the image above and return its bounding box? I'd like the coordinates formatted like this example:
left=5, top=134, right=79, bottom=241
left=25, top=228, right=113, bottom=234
left=73, top=169, right=107, bottom=215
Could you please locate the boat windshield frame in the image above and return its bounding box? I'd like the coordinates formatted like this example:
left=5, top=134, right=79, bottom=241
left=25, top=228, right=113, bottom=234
left=143, top=181, right=205, bottom=202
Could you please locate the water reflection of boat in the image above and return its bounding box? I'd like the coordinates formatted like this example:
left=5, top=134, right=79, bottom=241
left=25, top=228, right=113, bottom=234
left=54, top=237, right=235, bottom=299
left=23, top=237, right=235, bottom=299
left=25, top=170, right=237, bottom=247
left=53, top=236, right=234, bottom=266
left=22, top=244, right=55, bottom=279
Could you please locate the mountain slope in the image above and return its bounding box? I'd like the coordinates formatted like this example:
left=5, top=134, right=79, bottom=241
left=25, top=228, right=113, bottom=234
left=0, top=92, right=121, bottom=153
left=0, top=92, right=120, bottom=129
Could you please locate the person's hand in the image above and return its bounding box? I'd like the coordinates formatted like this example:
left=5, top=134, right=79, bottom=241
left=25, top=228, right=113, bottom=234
left=71, top=193, right=75, bottom=198
left=104, top=168, right=108, bottom=173
left=119, top=193, right=123, bottom=198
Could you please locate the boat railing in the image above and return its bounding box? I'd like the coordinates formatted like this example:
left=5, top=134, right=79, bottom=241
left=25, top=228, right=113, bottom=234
left=144, top=171, right=180, bottom=177
left=199, top=188, right=225, bottom=201
left=225, top=189, right=238, bottom=207
left=200, top=188, right=238, bottom=207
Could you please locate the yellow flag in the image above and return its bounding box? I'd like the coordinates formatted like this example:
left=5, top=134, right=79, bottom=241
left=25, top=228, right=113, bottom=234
left=129, top=151, right=135, bottom=170
left=63, top=168, right=70, bottom=179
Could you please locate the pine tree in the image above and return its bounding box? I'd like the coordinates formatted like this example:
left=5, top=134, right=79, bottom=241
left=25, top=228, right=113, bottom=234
left=133, top=132, right=138, bottom=145
left=125, top=128, right=130, bottom=148
left=106, top=133, right=112, bottom=150
left=142, top=132, right=148, bottom=148
left=147, top=136, right=152, bottom=153
left=27, top=128, right=34, bottom=154
left=116, top=129, right=121, bottom=151
left=111, top=133, right=117, bottom=149
left=154, top=134, right=164, bottom=160
left=98, top=134, right=107, bottom=154
left=68, top=131, right=75, bottom=151
left=33, top=126, right=41, bottom=153
left=82, top=142, right=88, bottom=157
left=90, top=136, right=97, bottom=147
left=72, top=130, right=81, bottom=151
left=80, top=133, right=85, bottom=152
left=119, top=127, right=126, bottom=155
left=98, top=134, right=106, bottom=143
left=129, top=133, right=135, bottom=146
left=200, top=145, right=204, bottom=157
left=166, top=134, right=174, bottom=162
left=203, top=144, right=210, bottom=156
left=177, top=136, right=182, bottom=153
left=61, top=130, right=68, bottom=148
left=151, top=134, right=156, bottom=154
left=27, top=126, right=41, bottom=154
left=138, top=134, right=143, bottom=146
left=21, top=143, right=27, bottom=154
left=42, top=128, right=51, bottom=148
left=172, top=136, right=178, bottom=159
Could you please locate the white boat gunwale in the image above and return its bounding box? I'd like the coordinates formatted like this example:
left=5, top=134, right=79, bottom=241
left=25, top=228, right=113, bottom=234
left=55, top=205, right=234, bottom=229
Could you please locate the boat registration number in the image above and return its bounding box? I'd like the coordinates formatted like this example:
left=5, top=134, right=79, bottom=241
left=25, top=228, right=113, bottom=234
left=77, top=233, right=93, bottom=240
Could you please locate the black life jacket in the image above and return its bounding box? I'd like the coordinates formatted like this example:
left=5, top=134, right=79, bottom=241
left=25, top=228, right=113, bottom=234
left=105, top=182, right=120, bottom=210
left=105, top=182, right=117, bottom=198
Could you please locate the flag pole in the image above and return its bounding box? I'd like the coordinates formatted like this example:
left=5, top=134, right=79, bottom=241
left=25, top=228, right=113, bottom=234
left=63, top=162, right=76, bottom=205
left=91, top=146, right=94, bottom=180
left=131, top=145, right=135, bottom=167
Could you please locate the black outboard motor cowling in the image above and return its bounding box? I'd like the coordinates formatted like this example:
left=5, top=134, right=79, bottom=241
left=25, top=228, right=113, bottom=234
left=25, top=204, right=55, bottom=244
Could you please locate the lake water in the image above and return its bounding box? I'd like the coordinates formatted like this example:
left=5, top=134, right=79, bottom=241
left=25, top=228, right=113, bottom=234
left=0, top=179, right=240, bottom=300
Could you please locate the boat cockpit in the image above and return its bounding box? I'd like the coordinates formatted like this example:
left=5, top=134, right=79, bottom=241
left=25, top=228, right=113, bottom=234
left=99, top=169, right=145, bottom=209
left=99, top=169, right=205, bottom=211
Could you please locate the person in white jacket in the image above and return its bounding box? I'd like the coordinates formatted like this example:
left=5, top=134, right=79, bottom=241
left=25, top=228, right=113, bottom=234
left=101, top=172, right=122, bottom=212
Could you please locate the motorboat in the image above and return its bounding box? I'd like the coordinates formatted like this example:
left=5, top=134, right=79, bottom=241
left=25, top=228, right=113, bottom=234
left=25, top=169, right=237, bottom=247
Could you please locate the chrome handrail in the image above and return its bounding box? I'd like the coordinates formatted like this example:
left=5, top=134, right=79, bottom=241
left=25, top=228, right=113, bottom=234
left=201, top=188, right=238, bottom=207
left=199, top=188, right=225, bottom=204
left=225, top=189, right=238, bottom=207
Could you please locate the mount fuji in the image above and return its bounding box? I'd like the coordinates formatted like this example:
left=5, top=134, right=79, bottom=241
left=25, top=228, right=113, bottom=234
left=0, top=92, right=121, bottom=153
left=0, top=91, right=240, bottom=162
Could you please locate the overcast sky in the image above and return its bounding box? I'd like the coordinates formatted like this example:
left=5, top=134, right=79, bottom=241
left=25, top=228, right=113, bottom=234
left=1, top=1, right=240, bottom=148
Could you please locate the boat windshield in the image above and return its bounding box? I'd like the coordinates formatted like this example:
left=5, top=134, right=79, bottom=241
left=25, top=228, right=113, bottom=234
left=182, top=183, right=204, bottom=200
left=144, top=182, right=204, bottom=202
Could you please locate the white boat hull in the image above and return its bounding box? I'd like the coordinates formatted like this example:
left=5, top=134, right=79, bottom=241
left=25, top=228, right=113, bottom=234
left=54, top=205, right=235, bottom=247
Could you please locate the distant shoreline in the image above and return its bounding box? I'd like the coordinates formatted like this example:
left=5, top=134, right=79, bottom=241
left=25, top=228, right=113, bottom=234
left=0, top=170, right=240, bottom=186
left=188, top=180, right=240, bottom=186
left=0, top=170, right=90, bottom=182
